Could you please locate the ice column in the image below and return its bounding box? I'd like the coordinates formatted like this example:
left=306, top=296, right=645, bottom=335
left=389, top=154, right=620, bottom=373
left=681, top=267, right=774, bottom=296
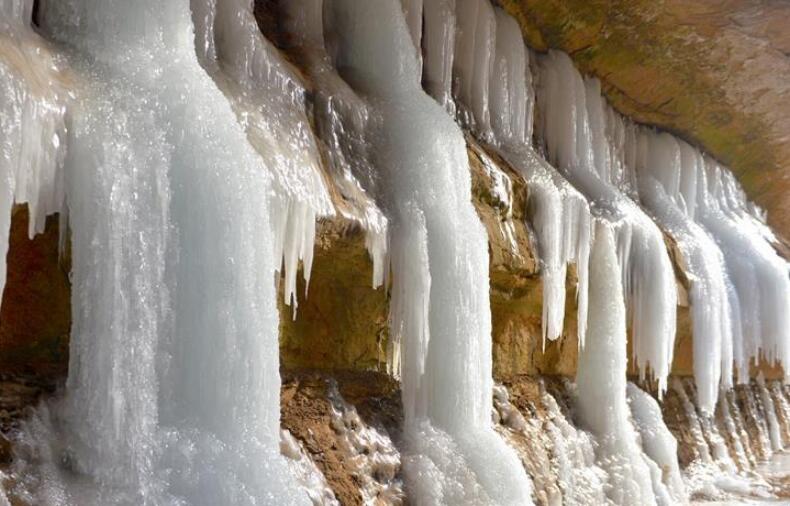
left=324, top=0, right=534, bottom=503
left=24, top=0, right=309, bottom=503
left=576, top=222, right=660, bottom=506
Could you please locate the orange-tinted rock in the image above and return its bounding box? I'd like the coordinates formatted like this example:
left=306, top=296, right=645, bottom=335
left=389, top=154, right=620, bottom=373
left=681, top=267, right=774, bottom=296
left=0, top=206, right=69, bottom=377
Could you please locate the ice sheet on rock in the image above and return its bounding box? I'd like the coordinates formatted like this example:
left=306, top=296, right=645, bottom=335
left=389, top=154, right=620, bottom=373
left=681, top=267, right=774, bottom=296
left=575, top=221, right=659, bottom=506
left=756, top=374, right=783, bottom=453
left=537, top=50, right=677, bottom=394
left=627, top=382, right=688, bottom=503
left=476, top=151, right=519, bottom=255
left=280, top=0, right=389, bottom=289
left=492, top=384, right=608, bottom=506
left=0, top=0, right=68, bottom=302
left=322, top=0, right=534, bottom=503
left=326, top=382, right=403, bottom=505
left=9, top=0, right=311, bottom=503
left=281, top=430, right=340, bottom=506
left=716, top=389, right=753, bottom=471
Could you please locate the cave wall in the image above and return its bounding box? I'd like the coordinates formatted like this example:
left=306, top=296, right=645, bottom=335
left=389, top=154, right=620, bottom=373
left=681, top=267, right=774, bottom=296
left=2, top=0, right=787, bottom=385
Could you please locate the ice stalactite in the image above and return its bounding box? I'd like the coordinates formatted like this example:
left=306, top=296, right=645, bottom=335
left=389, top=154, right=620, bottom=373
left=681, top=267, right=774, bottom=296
left=427, top=1, right=591, bottom=345
left=279, top=0, right=389, bottom=290
left=453, top=0, right=495, bottom=140
left=422, top=0, right=456, bottom=116
left=575, top=221, right=662, bottom=506
left=485, top=9, right=591, bottom=346
left=695, top=157, right=790, bottom=383
left=190, top=0, right=335, bottom=312
left=537, top=51, right=677, bottom=394
left=6, top=0, right=312, bottom=503
left=322, top=0, right=534, bottom=503
left=635, top=132, right=734, bottom=413
left=0, top=0, right=67, bottom=300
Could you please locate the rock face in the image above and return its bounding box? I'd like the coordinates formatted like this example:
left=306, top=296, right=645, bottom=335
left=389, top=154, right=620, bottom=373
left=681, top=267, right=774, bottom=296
left=0, top=207, right=69, bottom=378
left=500, top=0, right=790, bottom=241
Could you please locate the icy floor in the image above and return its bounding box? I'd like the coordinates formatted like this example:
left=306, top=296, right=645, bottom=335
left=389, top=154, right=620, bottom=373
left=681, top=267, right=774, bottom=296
left=692, top=452, right=790, bottom=505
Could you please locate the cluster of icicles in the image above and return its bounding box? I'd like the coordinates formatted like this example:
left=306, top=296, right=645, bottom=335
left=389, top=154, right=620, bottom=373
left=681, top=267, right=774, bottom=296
left=0, top=0, right=789, bottom=504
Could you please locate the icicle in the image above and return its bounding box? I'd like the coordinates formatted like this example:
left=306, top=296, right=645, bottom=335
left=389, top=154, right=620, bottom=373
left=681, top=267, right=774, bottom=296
left=190, top=0, right=335, bottom=312
left=323, top=0, right=534, bottom=503
left=537, top=51, right=677, bottom=393
left=452, top=6, right=591, bottom=346
left=280, top=0, right=389, bottom=289
left=453, top=0, right=495, bottom=138
left=422, top=0, right=456, bottom=115
left=636, top=132, right=733, bottom=412
left=0, top=0, right=67, bottom=299
left=400, top=0, right=423, bottom=68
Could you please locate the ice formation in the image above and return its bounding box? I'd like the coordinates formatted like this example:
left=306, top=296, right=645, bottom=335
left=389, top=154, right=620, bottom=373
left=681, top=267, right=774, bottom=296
left=493, top=383, right=609, bottom=505
left=279, top=0, right=389, bottom=290
left=422, top=0, right=456, bottom=115
left=634, top=133, right=733, bottom=413
left=322, top=0, right=534, bottom=503
left=694, top=158, right=790, bottom=384
left=484, top=10, right=591, bottom=345
left=326, top=383, right=403, bottom=504
left=4, top=0, right=313, bottom=503
left=575, top=222, right=668, bottom=506
left=0, top=0, right=67, bottom=299
left=537, top=51, right=677, bottom=394
left=424, top=0, right=592, bottom=345
left=280, top=430, right=340, bottom=506
left=190, top=0, right=335, bottom=311
left=626, top=382, right=687, bottom=503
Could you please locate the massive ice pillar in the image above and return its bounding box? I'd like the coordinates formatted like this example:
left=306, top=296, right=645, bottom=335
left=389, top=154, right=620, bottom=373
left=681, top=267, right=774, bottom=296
left=324, top=0, right=534, bottom=503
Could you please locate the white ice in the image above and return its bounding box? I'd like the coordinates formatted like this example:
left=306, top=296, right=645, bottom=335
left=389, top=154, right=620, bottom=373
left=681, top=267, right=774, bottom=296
left=6, top=0, right=313, bottom=503
left=322, top=0, right=534, bottom=503
left=190, top=0, right=335, bottom=312
left=575, top=221, right=660, bottom=506
left=0, top=0, right=67, bottom=299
